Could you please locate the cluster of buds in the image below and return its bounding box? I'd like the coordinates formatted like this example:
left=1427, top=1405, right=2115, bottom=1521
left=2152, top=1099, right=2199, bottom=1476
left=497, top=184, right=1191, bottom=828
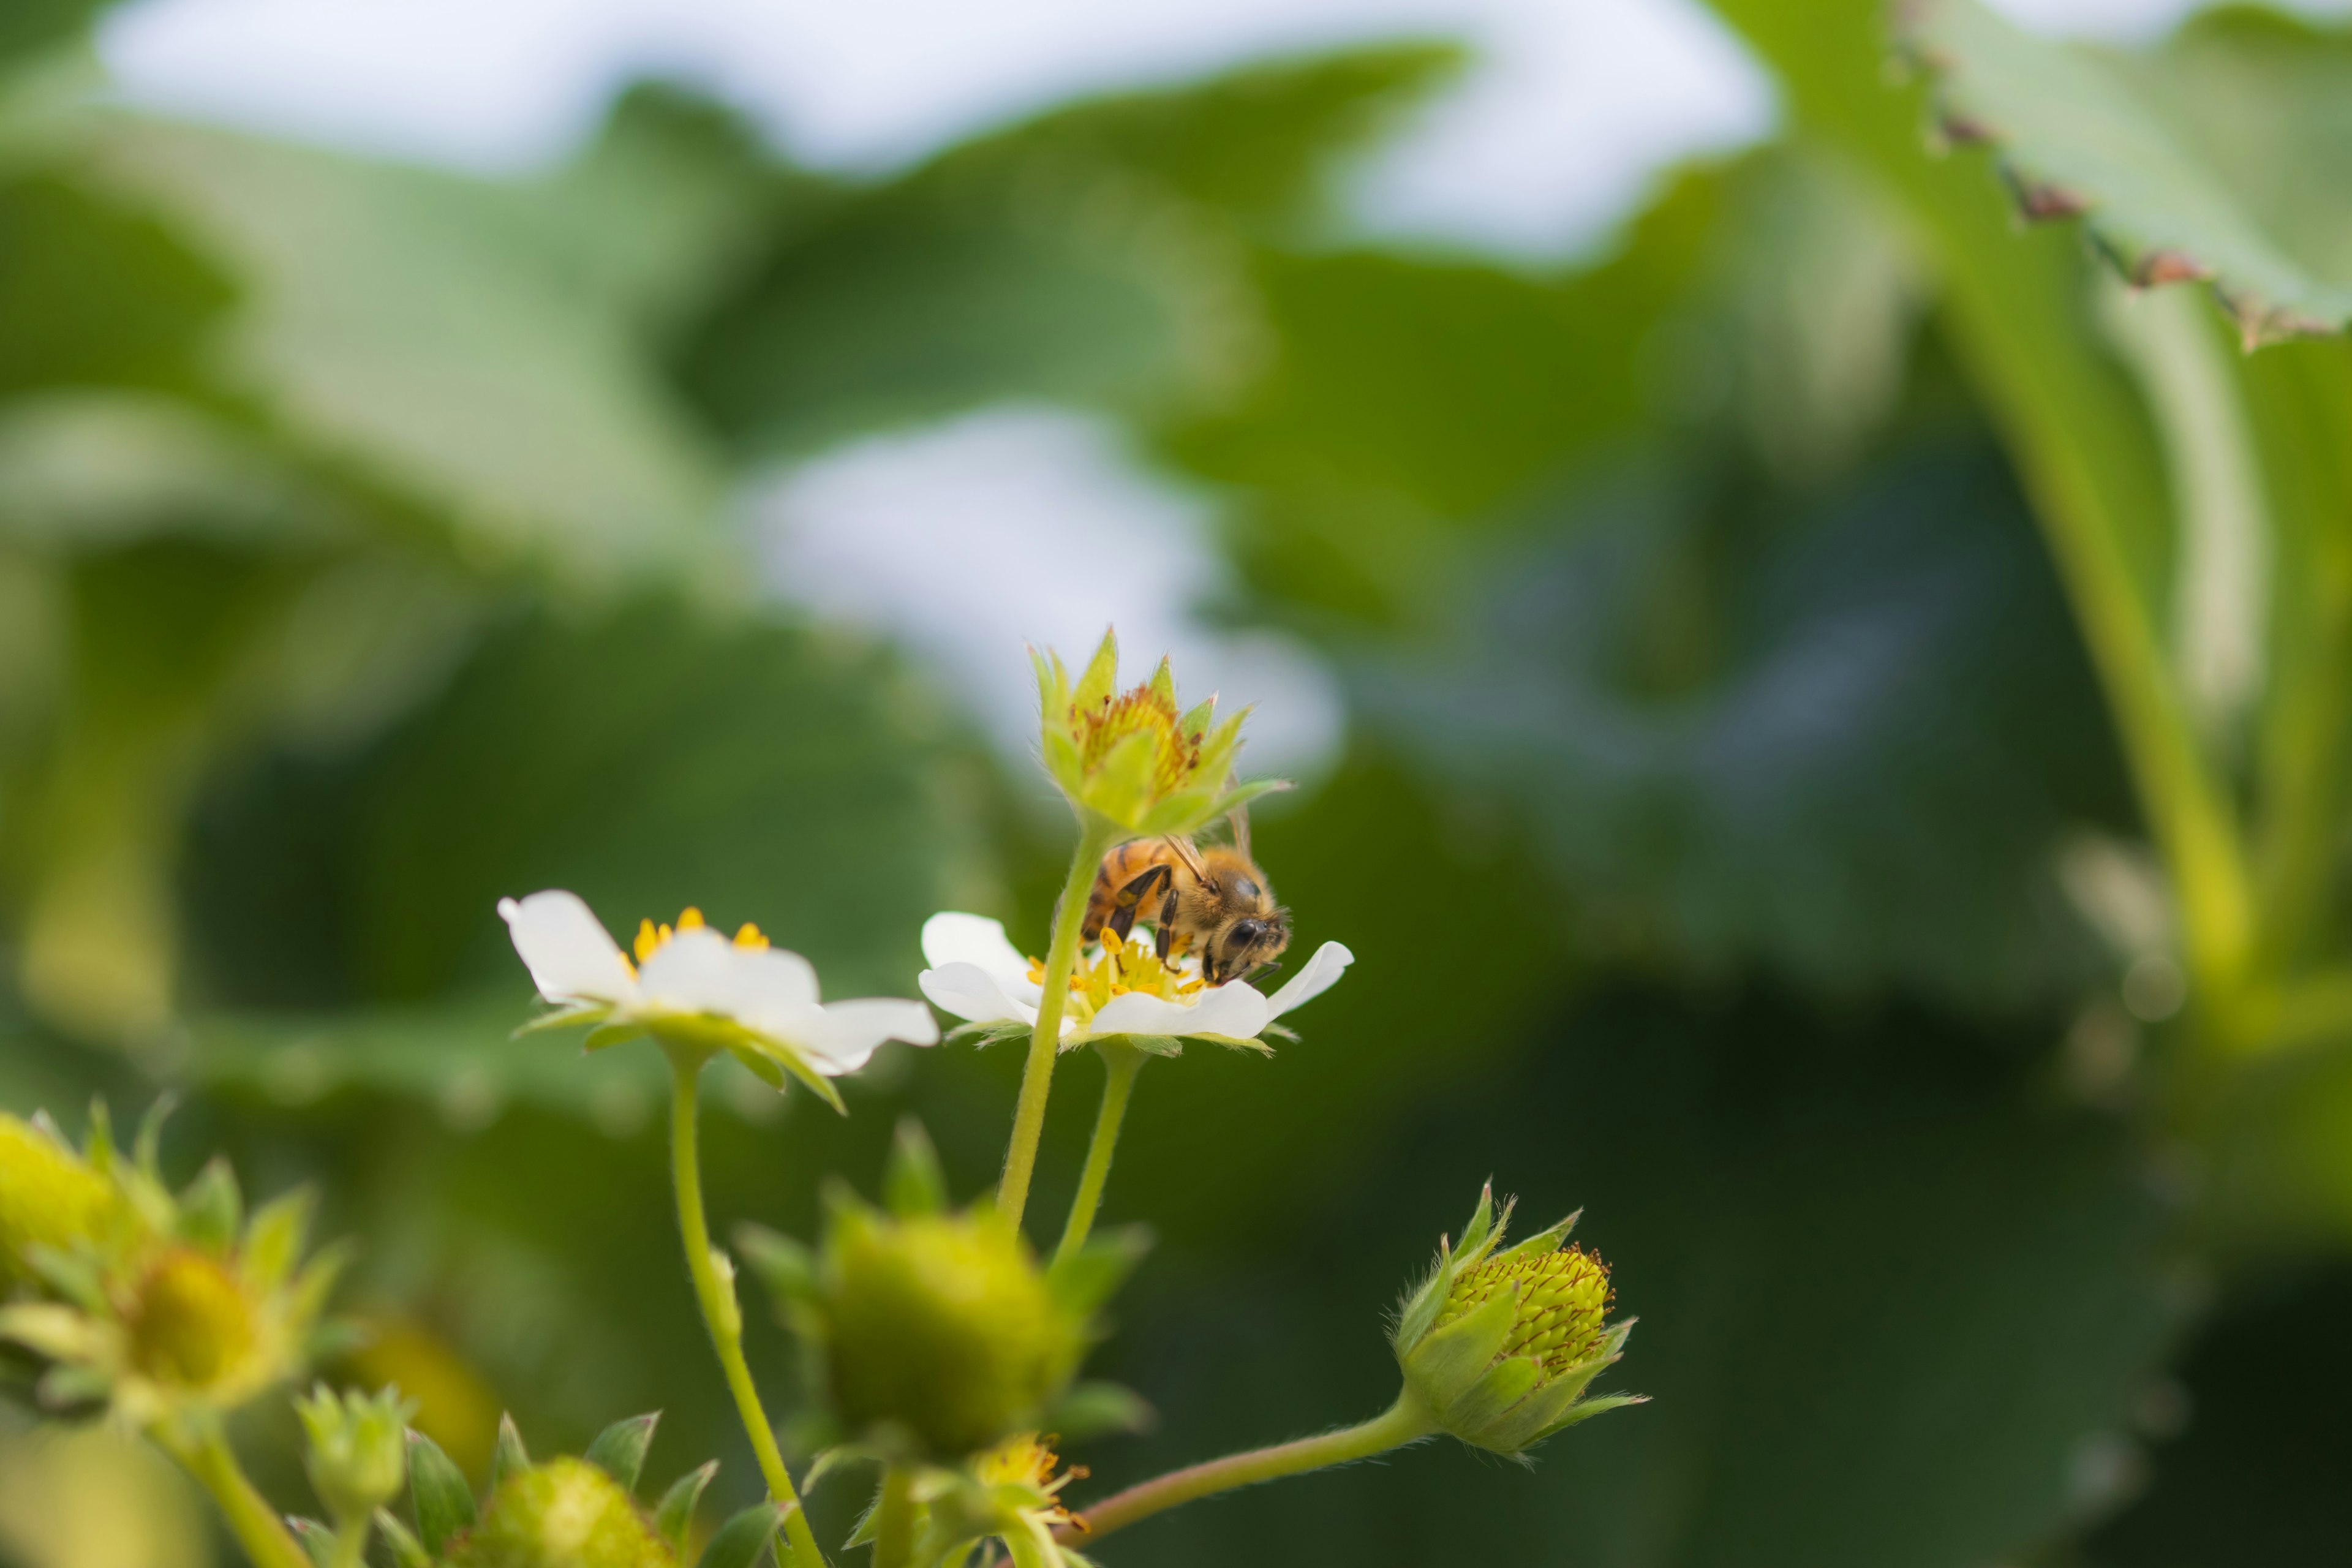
left=1034, top=628, right=1282, bottom=839
left=0, top=1104, right=342, bottom=1441
left=850, top=1431, right=1099, bottom=1568
left=736, top=1123, right=1127, bottom=1463
left=1391, top=1184, right=1643, bottom=1457
left=385, top=1409, right=767, bottom=1568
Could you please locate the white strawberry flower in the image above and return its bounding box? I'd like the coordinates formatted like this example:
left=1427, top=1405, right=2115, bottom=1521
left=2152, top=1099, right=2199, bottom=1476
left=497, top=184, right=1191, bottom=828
left=499, top=890, right=938, bottom=1112
left=917, top=911, right=1352, bottom=1055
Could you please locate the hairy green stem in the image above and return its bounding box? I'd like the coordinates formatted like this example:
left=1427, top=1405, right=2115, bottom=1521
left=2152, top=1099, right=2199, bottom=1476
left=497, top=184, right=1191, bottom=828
left=999, top=820, right=1115, bottom=1232
left=1055, top=1391, right=1438, bottom=1546
left=872, top=1465, right=917, bottom=1568
left=1054, top=1042, right=1145, bottom=1266
left=172, top=1425, right=312, bottom=1568
left=667, top=1046, right=827, bottom=1568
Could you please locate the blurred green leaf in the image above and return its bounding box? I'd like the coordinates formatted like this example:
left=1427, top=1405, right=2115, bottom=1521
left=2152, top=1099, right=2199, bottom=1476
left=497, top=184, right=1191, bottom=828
left=676, top=48, right=1458, bottom=458
left=0, top=172, right=235, bottom=401
left=1901, top=1, right=2352, bottom=344
left=1357, top=440, right=2126, bottom=1005
left=93, top=118, right=725, bottom=585
left=0, top=0, right=105, bottom=69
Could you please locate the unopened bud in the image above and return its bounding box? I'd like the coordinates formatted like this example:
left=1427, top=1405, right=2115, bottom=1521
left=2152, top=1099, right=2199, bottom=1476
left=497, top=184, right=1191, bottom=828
left=126, top=1247, right=259, bottom=1391
left=1390, top=1185, right=1643, bottom=1455
left=297, top=1384, right=415, bottom=1525
left=445, top=1457, right=671, bottom=1568
left=0, top=1114, right=114, bottom=1280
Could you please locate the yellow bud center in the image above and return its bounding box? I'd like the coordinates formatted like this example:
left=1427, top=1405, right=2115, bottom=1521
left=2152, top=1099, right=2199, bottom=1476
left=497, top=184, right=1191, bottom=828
left=126, top=1248, right=259, bottom=1391
left=1436, top=1246, right=1611, bottom=1378
left=1027, top=931, right=1208, bottom=1032
left=1073, top=681, right=1203, bottom=796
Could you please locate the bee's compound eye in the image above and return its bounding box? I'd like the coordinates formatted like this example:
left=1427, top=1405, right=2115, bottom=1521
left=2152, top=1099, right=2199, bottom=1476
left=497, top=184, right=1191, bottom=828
left=1229, top=920, right=1264, bottom=949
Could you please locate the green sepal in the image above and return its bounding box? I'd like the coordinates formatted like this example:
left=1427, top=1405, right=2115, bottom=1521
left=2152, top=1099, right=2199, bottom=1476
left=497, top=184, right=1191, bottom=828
left=241, top=1189, right=315, bottom=1292
left=843, top=1486, right=881, bottom=1549
left=734, top=1223, right=820, bottom=1309
left=404, top=1428, right=476, bottom=1551
left=583, top=1411, right=659, bottom=1491
left=490, top=1412, right=530, bottom=1491
left=26, top=1243, right=108, bottom=1313
left=1175, top=694, right=1218, bottom=740
left=290, top=1240, right=356, bottom=1330
left=133, top=1095, right=175, bottom=1180
left=653, top=1460, right=717, bottom=1553
left=1550, top=1392, right=1650, bottom=1428
left=1086, top=729, right=1159, bottom=826
left=372, top=1509, right=429, bottom=1568
left=1391, top=1237, right=1456, bottom=1354
left=514, top=1002, right=610, bottom=1038
left=725, top=1041, right=786, bottom=1090
left=1119, top=1033, right=1185, bottom=1057
left=177, top=1157, right=243, bottom=1251
left=1192, top=1032, right=1271, bottom=1056
left=1455, top=1184, right=1503, bottom=1266
left=884, top=1119, right=948, bottom=1218
left=795, top=1446, right=858, bottom=1498
left=83, top=1098, right=116, bottom=1176
left=1477, top=1370, right=1591, bottom=1454
left=1048, top=1379, right=1155, bottom=1439
left=1401, top=1286, right=1517, bottom=1409
left=1071, top=628, right=1119, bottom=715
left=1447, top=1355, right=1544, bottom=1438
left=287, top=1517, right=335, bottom=1566
left=768, top=1043, right=849, bottom=1115
left=1047, top=1225, right=1152, bottom=1321
left=695, top=1502, right=782, bottom=1568
left=582, top=1020, right=649, bottom=1052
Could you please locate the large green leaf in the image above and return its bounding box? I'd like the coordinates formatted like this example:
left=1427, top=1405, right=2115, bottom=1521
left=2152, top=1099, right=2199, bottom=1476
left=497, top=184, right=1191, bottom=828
left=88, top=118, right=725, bottom=585
left=179, top=595, right=991, bottom=1017
left=674, top=48, right=1458, bottom=458
left=1901, top=2, right=2352, bottom=345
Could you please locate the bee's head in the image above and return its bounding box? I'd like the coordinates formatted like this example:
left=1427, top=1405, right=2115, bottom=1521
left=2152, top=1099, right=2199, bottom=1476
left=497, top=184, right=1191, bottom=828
left=1206, top=908, right=1291, bottom=985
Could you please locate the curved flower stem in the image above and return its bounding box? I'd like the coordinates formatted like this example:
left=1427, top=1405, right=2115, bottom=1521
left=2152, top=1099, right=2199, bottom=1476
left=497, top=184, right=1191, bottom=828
left=871, top=1465, right=917, bottom=1568
left=999, top=819, right=1116, bottom=1232
left=171, top=1425, right=312, bottom=1568
left=325, top=1522, right=369, bottom=1568
left=666, top=1045, right=828, bottom=1568
left=1054, top=1041, right=1146, bottom=1266
left=1055, top=1390, right=1438, bottom=1547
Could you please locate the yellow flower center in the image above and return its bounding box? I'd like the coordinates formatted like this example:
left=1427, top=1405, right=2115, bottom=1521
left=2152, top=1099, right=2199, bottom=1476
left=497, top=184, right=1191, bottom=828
left=1025, top=930, right=1207, bottom=1031
left=125, top=1247, right=260, bottom=1391
left=626, top=907, right=769, bottom=976
left=1073, top=680, right=1204, bottom=796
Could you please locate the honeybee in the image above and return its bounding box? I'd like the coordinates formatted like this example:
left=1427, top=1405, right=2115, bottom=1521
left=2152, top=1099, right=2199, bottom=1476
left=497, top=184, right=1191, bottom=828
left=1080, top=813, right=1289, bottom=985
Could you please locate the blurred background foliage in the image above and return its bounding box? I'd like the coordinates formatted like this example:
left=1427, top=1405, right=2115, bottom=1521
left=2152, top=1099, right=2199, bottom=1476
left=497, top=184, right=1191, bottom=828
left=4, top=0, right=2352, bottom=1564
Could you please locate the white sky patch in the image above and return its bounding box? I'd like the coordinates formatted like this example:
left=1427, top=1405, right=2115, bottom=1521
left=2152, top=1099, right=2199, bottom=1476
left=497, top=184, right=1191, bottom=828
left=752, top=407, right=1346, bottom=784
left=100, top=0, right=1772, bottom=260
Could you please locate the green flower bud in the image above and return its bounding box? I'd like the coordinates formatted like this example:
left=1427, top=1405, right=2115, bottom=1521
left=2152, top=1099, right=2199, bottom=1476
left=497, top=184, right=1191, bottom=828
left=1033, top=629, right=1283, bottom=838
left=296, top=1384, right=416, bottom=1525
left=741, top=1126, right=1092, bottom=1461
left=0, top=1113, right=115, bottom=1281
left=444, top=1458, right=674, bottom=1568
left=1390, top=1185, right=1644, bottom=1456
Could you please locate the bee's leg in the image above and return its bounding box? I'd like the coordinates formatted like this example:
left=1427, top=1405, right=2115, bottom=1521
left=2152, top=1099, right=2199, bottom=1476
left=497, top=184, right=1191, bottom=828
left=1108, top=865, right=1170, bottom=942
left=1155, top=883, right=1180, bottom=962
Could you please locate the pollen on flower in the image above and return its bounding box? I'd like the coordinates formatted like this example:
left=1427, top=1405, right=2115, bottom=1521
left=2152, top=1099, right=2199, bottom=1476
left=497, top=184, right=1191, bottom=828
left=1054, top=931, right=1210, bottom=1031
left=1434, top=1245, right=1613, bottom=1377
left=976, top=1433, right=1085, bottom=1525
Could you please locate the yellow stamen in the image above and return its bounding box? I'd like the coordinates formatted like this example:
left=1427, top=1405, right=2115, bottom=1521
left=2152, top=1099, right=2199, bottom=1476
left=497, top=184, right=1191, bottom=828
left=677, top=907, right=704, bottom=931
left=635, top=919, right=661, bottom=963
left=734, top=922, right=768, bottom=950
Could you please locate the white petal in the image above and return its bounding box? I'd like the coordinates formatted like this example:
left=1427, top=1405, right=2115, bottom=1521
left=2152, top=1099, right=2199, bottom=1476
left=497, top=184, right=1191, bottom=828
left=791, top=998, right=941, bottom=1074
left=1092, top=981, right=1270, bottom=1043
left=733, top=944, right=822, bottom=1011
left=636, top=927, right=745, bottom=1015
left=921, top=912, right=1040, bottom=1003
left=1264, top=941, right=1354, bottom=1021
left=919, top=962, right=1036, bottom=1028
left=499, top=891, right=637, bottom=1005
